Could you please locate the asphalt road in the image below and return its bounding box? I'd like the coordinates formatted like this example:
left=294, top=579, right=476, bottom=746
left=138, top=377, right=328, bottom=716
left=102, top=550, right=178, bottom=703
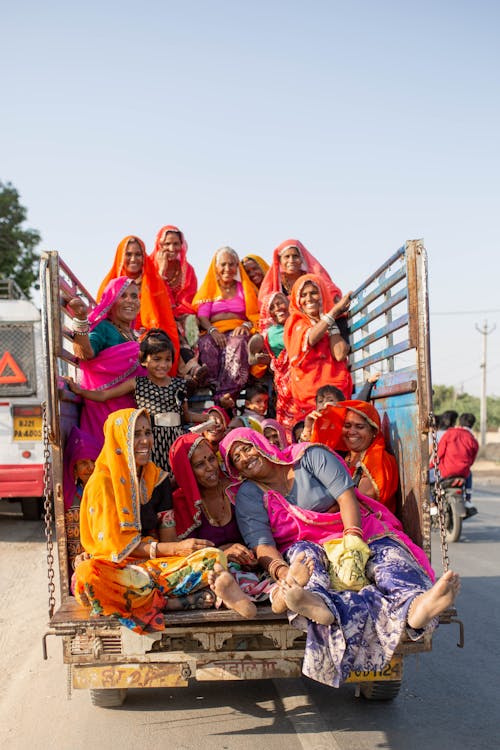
left=0, top=483, right=498, bottom=750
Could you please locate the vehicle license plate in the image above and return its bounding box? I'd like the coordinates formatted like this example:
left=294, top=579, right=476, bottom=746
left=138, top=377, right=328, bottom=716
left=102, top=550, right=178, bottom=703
left=13, top=415, right=42, bottom=441
left=345, top=655, right=403, bottom=683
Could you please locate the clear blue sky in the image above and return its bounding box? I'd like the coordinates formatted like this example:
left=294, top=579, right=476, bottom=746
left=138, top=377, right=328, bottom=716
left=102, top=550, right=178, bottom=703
left=2, top=1, right=499, bottom=396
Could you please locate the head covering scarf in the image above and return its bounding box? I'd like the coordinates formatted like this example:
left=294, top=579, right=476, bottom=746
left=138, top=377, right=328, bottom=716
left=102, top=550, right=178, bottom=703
left=79, top=408, right=165, bottom=562
left=88, top=276, right=135, bottom=331
left=96, top=235, right=179, bottom=369
left=192, top=246, right=260, bottom=329
left=169, top=433, right=208, bottom=540
left=63, top=426, right=101, bottom=510
left=261, top=418, right=289, bottom=449
left=241, top=254, right=270, bottom=290
left=220, top=427, right=306, bottom=481
left=258, top=239, right=342, bottom=307
left=150, top=225, right=198, bottom=316
left=203, top=405, right=231, bottom=428
left=311, top=399, right=399, bottom=511
left=258, top=290, right=289, bottom=333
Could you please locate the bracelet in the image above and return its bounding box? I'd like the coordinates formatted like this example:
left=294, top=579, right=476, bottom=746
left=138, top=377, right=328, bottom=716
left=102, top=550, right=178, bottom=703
left=72, top=317, right=90, bottom=334
left=208, top=326, right=217, bottom=334
left=327, top=322, right=340, bottom=336
left=242, top=321, right=253, bottom=330
left=149, top=540, right=158, bottom=559
left=73, top=330, right=90, bottom=336
left=268, top=558, right=289, bottom=581
left=320, top=313, right=335, bottom=326
left=343, top=526, right=364, bottom=537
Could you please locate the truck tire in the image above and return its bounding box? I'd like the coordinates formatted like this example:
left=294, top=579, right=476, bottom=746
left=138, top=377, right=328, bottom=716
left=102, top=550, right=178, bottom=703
left=90, top=688, right=127, bottom=707
left=444, top=502, right=462, bottom=543
left=20, top=497, right=43, bottom=521
left=360, top=680, right=402, bottom=701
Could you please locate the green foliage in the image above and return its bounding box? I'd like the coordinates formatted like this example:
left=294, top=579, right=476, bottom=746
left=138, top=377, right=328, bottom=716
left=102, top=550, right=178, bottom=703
left=0, top=181, right=41, bottom=298
left=433, top=384, right=500, bottom=429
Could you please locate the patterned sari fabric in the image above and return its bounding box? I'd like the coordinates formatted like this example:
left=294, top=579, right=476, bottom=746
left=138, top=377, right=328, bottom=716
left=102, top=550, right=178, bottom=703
left=284, top=274, right=352, bottom=418
left=96, top=235, right=180, bottom=369
left=150, top=225, right=198, bottom=317
left=192, top=248, right=260, bottom=399
left=169, top=433, right=273, bottom=602
left=219, top=428, right=436, bottom=688
left=74, top=408, right=225, bottom=633
left=258, top=238, right=343, bottom=307
left=311, top=400, right=399, bottom=513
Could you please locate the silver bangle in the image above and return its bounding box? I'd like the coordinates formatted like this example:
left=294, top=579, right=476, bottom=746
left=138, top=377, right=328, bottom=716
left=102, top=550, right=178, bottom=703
left=208, top=326, right=217, bottom=334
left=321, top=313, right=335, bottom=326
left=149, top=541, right=158, bottom=559
left=243, top=321, right=253, bottom=330
left=328, top=322, right=340, bottom=336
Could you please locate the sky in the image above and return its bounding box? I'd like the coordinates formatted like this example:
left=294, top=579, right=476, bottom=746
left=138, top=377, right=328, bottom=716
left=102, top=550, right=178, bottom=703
left=2, top=1, right=499, bottom=397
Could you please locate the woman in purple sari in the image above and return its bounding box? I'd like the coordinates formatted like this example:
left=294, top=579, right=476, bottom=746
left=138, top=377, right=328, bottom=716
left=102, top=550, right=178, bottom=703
left=67, top=277, right=145, bottom=446
left=219, top=428, right=460, bottom=688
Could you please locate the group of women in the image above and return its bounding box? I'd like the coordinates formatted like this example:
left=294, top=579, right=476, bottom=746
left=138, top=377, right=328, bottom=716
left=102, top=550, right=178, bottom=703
left=63, top=228, right=460, bottom=690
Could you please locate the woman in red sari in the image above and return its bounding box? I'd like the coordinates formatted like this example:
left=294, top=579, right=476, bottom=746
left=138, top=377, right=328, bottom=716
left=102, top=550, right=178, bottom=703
left=150, top=225, right=198, bottom=319
left=284, top=274, right=352, bottom=420
left=97, top=235, right=179, bottom=368
left=311, top=399, right=399, bottom=514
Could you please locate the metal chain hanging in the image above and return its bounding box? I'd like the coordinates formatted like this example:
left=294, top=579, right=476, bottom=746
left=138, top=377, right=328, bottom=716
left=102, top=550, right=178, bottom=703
left=429, top=411, right=450, bottom=573
left=42, top=401, right=56, bottom=619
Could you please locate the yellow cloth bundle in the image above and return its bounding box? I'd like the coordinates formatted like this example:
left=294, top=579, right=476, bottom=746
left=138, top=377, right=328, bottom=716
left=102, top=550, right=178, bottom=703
left=323, top=534, right=371, bottom=591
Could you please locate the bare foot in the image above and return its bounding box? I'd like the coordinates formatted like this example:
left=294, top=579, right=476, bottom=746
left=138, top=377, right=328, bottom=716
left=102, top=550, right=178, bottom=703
left=286, top=551, right=314, bottom=587
left=284, top=585, right=335, bottom=626
left=165, top=589, right=216, bottom=611
left=270, top=581, right=288, bottom=614
left=208, top=563, right=257, bottom=619
left=407, top=570, right=461, bottom=629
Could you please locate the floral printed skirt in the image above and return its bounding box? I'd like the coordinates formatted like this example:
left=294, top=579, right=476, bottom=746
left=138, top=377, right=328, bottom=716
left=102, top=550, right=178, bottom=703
left=74, top=547, right=225, bottom=633
left=285, top=538, right=436, bottom=687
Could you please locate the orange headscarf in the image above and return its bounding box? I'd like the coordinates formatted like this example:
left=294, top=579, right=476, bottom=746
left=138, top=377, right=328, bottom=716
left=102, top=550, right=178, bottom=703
left=258, top=239, right=342, bottom=308
left=79, top=408, right=166, bottom=562
left=311, top=399, right=399, bottom=512
left=97, top=235, right=179, bottom=371
left=149, top=225, right=198, bottom=316
left=192, top=246, right=260, bottom=333
left=284, top=273, right=352, bottom=413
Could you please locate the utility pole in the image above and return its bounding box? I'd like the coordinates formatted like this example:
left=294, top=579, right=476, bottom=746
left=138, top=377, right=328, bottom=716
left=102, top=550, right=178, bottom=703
left=475, top=321, right=496, bottom=447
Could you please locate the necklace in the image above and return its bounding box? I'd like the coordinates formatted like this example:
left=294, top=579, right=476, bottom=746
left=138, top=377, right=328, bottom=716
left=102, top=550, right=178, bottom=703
left=164, top=262, right=181, bottom=288
left=263, top=465, right=293, bottom=497
left=113, top=322, right=136, bottom=342
left=201, top=489, right=231, bottom=527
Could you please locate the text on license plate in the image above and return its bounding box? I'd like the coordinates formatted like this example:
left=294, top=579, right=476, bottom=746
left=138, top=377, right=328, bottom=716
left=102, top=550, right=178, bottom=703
left=345, top=656, right=403, bottom=683
left=13, top=416, right=42, bottom=441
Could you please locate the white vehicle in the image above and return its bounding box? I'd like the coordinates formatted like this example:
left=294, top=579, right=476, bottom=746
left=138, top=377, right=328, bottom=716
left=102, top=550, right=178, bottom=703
left=0, top=279, right=46, bottom=519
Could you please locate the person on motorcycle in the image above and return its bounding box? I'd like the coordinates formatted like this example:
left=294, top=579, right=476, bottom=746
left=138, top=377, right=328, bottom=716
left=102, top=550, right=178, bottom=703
left=436, top=412, right=479, bottom=517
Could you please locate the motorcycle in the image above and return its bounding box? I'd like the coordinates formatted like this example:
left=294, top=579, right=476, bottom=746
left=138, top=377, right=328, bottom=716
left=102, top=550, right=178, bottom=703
left=430, top=476, right=468, bottom=543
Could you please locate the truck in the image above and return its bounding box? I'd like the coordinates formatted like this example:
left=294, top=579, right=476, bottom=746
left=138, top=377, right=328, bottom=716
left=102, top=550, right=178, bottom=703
left=0, top=279, right=46, bottom=519
left=40, top=241, right=462, bottom=707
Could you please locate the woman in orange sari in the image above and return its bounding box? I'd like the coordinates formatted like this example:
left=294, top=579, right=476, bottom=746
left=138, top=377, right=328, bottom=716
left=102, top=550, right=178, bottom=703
left=150, top=225, right=198, bottom=318
left=74, top=408, right=226, bottom=633
left=97, top=235, right=180, bottom=370
left=284, top=274, right=352, bottom=420
left=311, top=399, right=399, bottom=513
left=241, top=254, right=269, bottom=293
left=192, top=246, right=260, bottom=402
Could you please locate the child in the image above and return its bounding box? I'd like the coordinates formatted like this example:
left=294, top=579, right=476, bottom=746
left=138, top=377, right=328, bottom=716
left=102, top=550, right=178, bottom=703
left=69, top=329, right=206, bottom=470
left=261, top=418, right=288, bottom=449
left=63, top=426, right=100, bottom=573
left=240, top=382, right=269, bottom=423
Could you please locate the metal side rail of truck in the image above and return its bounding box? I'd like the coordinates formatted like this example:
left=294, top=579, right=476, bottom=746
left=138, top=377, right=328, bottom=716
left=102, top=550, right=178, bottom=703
left=39, top=241, right=463, bottom=708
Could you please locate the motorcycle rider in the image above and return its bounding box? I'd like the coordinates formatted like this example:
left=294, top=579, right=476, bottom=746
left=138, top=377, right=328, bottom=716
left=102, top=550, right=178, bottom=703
left=436, top=412, right=479, bottom=517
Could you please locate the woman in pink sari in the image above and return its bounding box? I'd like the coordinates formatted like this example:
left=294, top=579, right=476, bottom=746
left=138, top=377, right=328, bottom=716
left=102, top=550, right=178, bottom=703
left=67, top=277, right=146, bottom=447
left=219, top=428, right=460, bottom=688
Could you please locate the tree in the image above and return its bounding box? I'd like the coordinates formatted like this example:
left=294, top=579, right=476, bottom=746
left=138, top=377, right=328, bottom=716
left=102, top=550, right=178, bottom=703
left=0, top=181, right=41, bottom=297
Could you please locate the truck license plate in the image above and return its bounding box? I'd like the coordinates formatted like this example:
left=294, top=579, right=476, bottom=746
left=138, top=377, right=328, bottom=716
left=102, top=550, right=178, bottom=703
left=346, top=655, right=403, bottom=683
left=13, top=415, right=42, bottom=441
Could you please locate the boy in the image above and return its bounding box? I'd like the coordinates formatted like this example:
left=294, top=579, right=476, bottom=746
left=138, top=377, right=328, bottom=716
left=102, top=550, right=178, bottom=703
left=241, top=383, right=269, bottom=423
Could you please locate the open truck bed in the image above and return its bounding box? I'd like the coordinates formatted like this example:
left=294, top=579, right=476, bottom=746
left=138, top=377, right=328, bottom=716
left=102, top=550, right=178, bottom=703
left=40, top=240, right=456, bottom=706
